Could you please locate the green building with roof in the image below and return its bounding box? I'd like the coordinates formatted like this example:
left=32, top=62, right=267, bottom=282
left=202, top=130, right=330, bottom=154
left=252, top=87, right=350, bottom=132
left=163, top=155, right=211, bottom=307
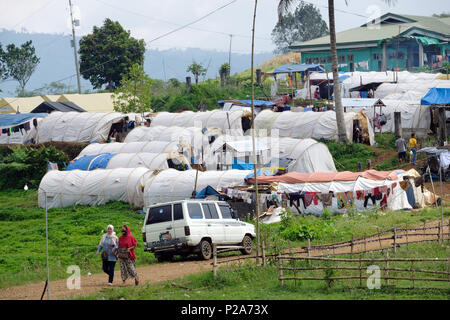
left=290, top=13, right=450, bottom=72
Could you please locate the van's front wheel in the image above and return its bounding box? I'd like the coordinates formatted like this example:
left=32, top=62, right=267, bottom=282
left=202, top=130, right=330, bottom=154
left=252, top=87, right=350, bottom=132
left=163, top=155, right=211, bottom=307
left=198, top=240, right=212, bottom=260
left=240, top=235, right=253, bottom=255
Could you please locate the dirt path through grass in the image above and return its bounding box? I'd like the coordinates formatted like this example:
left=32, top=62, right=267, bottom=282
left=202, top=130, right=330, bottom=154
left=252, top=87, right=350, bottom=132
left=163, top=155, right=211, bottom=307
left=0, top=219, right=448, bottom=300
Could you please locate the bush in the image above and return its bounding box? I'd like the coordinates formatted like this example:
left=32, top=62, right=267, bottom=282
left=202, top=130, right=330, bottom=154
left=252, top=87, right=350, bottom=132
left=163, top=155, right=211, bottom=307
left=0, top=145, right=69, bottom=189
left=277, top=213, right=341, bottom=242
left=319, top=140, right=376, bottom=172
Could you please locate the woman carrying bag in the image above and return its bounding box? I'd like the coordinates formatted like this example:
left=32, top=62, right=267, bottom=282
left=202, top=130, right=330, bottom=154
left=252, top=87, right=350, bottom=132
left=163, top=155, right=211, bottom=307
left=118, top=225, right=140, bottom=285
left=96, top=225, right=118, bottom=285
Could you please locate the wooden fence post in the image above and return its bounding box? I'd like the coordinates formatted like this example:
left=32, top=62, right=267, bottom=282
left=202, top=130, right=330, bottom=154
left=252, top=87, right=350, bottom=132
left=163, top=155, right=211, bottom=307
left=438, top=221, right=441, bottom=244
left=351, top=234, right=354, bottom=255
left=406, top=222, right=409, bottom=249
left=377, top=228, right=382, bottom=249
left=307, top=238, right=311, bottom=266
left=213, top=244, right=217, bottom=278
left=278, top=253, right=284, bottom=286
left=262, top=240, right=266, bottom=267
left=359, top=254, right=362, bottom=287
left=411, top=260, right=415, bottom=289
left=393, top=228, right=397, bottom=253
left=385, top=250, right=389, bottom=287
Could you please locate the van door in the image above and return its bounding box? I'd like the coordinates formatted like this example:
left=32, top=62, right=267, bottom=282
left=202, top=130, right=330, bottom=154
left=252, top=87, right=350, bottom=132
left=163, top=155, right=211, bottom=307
left=218, top=203, right=243, bottom=243
left=172, top=202, right=186, bottom=240
left=201, top=202, right=225, bottom=244
left=144, top=204, right=174, bottom=245
left=186, top=202, right=207, bottom=243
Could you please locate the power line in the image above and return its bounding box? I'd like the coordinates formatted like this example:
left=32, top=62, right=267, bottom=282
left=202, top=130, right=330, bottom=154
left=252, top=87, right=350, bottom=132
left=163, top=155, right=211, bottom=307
left=92, top=0, right=271, bottom=41
left=147, top=0, right=239, bottom=44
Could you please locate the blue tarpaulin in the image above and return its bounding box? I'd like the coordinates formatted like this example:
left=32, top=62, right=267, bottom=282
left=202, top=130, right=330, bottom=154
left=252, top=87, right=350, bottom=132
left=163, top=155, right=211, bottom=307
left=194, top=185, right=228, bottom=200
left=66, top=153, right=116, bottom=171
left=0, top=113, right=47, bottom=128
left=420, top=88, right=450, bottom=105
left=272, top=64, right=324, bottom=74
left=245, top=169, right=276, bottom=181
left=218, top=99, right=277, bottom=107
left=232, top=158, right=254, bottom=170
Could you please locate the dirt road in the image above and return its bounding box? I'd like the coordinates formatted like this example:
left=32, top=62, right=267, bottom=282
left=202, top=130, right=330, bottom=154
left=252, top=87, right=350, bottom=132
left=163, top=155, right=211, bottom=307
left=0, top=220, right=448, bottom=300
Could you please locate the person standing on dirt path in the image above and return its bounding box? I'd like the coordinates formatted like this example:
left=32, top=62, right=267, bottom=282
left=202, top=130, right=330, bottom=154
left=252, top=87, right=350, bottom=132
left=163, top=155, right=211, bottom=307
left=96, top=225, right=118, bottom=285
left=395, top=135, right=406, bottom=164
left=409, top=133, right=418, bottom=165
left=118, top=225, right=139, bottom=286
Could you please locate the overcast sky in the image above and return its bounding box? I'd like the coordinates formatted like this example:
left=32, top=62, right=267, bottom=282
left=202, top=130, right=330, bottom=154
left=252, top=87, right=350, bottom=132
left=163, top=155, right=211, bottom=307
left=0, top=0, right=449, bottom=53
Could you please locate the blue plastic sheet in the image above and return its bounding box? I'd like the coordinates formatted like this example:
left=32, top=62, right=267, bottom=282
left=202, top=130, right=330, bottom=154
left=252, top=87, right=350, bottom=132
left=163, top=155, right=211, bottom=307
left=66, top=153, right=116, bottom=171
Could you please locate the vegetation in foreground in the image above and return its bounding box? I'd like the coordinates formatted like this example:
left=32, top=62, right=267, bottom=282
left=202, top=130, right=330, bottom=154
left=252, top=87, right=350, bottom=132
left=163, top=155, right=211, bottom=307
left=0, top=189, right=448, bottom=289
left=79, top=242, right=450, bottom=300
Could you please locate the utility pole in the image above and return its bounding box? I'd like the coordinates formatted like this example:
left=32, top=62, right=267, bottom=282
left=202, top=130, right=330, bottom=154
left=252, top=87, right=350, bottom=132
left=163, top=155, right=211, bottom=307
left=228, top=34, right=233, bottom=75
left=69, top=0, right=81, bottom=94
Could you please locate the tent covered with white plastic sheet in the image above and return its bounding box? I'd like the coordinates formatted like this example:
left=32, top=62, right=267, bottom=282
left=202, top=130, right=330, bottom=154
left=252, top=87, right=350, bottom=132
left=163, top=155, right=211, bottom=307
left=254, top=109, right=374, bottom=145
left=38, top=167, right=153, bottom=209
left=150, top=110, right=251, bottom=134
left=143, top=169, right=251, bottom=207
left=36, top=112, right=144, bottom=143
left=204, top=135, right=337, bottom=173
left=78, top=141, right=192, bottom=160
left=69, top=152, right=190, bottom=171
left=370, top=99, right=431, bottom=136
left=375, top=80, right=450, bottom=99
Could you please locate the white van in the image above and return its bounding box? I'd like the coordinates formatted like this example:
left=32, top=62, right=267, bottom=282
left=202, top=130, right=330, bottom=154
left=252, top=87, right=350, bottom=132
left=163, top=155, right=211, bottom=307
left=142, top=200, right=256, bottom=261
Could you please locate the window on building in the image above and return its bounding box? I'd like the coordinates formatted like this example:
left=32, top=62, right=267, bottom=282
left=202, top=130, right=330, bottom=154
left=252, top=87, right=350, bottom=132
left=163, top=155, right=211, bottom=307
left=397, top=51, right=404, bottom=59
left=320, top=57, right=326, bottom=63
left=373, top=53, right=380, bottom=60
left=388, top=52, right=395, bottom=59
left=338, top=56, right=345, bottom=63
left=306, top=58, right=312, bottom=64
left=347, top=54, right=354, bottom=61
left=313, top=58, right=319, bottom=64
left=327, top=56, right=332, bottom=63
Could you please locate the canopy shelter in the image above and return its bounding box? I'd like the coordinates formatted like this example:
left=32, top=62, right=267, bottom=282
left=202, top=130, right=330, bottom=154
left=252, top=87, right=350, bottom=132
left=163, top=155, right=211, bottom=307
left=36, top=112, right=143, bottom=143
left=272, top=64, right=324, bottom=75
left=78, top=141, right=192, bottom=160
left=254, top=109, right=374, bottom=145
left=375, top=80, right=450, bottom=99
left=205, top=135, right=337, bottom=173
left=30, top=101, right=86, bottom=113
left=348, top=82, right=385, bottom=94
left=218, top=100, right=278, bottom=114
left=67, top=152, right=190, bottom=171
left=143, top=169, right=251, bottom=207
left=150, top=110, right=251, bottom=135
left=194, top=185, right=228, bottom=200
left=420, top=88, right=450, bottom=105
left=0, top=96, right=46, bottom=113
left=341, top=98, right=385, bottom=111
left=420, top=87, right=450, bottom=146
left=38, top=167, right=154, bottom=208
left=56, top=93, right=116, bottom=113
left=0, top=113, right=47, bottom=144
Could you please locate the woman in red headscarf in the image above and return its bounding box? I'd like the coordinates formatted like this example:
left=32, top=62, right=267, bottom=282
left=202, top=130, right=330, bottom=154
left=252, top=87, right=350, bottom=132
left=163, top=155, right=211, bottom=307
left=118, top=225, right=139, bottom=285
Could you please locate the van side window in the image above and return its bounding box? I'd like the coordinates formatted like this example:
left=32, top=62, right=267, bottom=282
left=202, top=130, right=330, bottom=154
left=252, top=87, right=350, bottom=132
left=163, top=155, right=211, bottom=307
left=218, top=204, right=232, bottom=219
left=202, top=203, right=219, bottom=219
left=187, top=203, right=203, bottom=219
left=147, top=205, right=172, bottom=225
left=173, top=203, right=183, bottom=221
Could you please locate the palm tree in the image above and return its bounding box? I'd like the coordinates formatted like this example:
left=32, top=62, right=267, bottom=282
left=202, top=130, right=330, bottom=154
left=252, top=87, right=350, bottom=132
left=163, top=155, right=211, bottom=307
left=186, top=61, right=206, bottom=85
left=277, top=0, right=396, bottom=143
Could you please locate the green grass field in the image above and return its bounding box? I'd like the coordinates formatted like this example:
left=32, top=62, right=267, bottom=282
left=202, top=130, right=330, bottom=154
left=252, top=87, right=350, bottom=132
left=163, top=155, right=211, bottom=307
left=0, top=189, right=156, bottom=289
left=79, top=242, right=450, bottom=300
left=0, top=189, right=448, bottom=290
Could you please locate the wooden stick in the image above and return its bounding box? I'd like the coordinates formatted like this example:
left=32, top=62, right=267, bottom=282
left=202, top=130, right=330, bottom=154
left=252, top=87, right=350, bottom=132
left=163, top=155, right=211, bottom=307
left=393, top=228, right=397, bottom=253
left=385, top=250, right=389, bottom=286
left=262, top=240, right=266, bottom=267
left=307, top=238, right=311, bottom=266
left=213, top=244, right=217, bottom=278
left=278, top=253, right=284, bottom=286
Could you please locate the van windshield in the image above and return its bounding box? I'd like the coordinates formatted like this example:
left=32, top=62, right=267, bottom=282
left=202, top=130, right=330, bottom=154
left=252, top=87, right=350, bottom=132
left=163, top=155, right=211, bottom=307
left=146, top=205, right=172, bottom=225
left=187, top=203, right=203, bottom=219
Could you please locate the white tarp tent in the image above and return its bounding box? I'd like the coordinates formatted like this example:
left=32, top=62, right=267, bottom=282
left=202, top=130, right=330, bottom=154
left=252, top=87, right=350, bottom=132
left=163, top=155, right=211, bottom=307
left=36, top=112, right=143, bottom=143
left=143, top=169, right=251, bottom=207
left=78, top=141, right=191, bottom=159
left=71, top=152, right=190, bottom=171
left=254, top=109, right=374, bottom=145
left=375, top=80, right=450, bottom=99
left=38, top=167, right=153, bottom=208
left=150, top=110, right=249, bottom=134
left=205, top=136, right=337, bottom=173
left=0, top=114, right=45, bottom=145
left=124, top=126, right=205, bottom=144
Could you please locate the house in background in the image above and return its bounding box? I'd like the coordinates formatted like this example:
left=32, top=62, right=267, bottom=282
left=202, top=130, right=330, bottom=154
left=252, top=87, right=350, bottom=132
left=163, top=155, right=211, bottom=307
left=290, top=13, right=450, bottom=72
left=30, top=101, right=86, bottom=113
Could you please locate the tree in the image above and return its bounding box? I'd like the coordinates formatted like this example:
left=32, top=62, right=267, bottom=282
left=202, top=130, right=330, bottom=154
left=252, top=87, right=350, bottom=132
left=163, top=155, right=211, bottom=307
left=79, top=18, right=146, bottom=92
left=277, top=0, right=395, bottom=143
left=186, top=61, right=206, bottom=85
left=112, top=63, right=152, bottom=116
left=432, top=12, right=450, bottom=18
left=1, top=40, right=40, bottom=96
left=272, top=2, right=328, bottom=53
left=219, top=62, right=230, bottom=87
